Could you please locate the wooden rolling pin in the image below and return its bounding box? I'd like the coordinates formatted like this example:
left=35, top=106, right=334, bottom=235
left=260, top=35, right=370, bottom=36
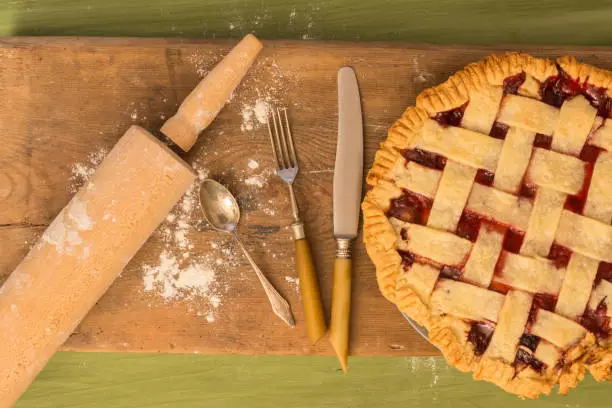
left=0, top=34, right=262, bottom=407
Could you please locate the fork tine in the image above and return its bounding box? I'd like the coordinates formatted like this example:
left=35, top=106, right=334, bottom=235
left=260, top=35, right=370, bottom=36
left=277, top=107, right=293, bottom=168
left=271, top=107, right=287, bottom=169
left=282, top=108, right=298, bottom=167
left=267, top=109, right=282, bottom=170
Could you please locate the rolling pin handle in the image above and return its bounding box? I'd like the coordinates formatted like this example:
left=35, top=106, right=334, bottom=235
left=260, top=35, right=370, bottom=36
left=161, top=34, right=263, bottom=152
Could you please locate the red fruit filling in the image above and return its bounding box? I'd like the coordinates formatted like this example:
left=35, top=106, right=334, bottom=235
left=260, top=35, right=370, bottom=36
left=432, top=103, right=467, bottom=127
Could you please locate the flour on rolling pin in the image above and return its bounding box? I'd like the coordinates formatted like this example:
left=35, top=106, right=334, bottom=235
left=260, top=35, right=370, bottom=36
left=41, top=197, right=94, bottom=257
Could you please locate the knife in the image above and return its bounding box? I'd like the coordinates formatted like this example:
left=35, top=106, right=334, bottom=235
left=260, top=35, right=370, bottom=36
left=329, top=67, right=363, bottom=373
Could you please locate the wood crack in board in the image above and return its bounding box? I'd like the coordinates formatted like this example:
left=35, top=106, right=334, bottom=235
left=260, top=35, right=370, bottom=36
left=0, top=223, right=47, bottom=229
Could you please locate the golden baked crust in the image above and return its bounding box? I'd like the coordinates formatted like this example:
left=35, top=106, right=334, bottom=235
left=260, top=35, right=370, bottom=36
left=416, top=53, right=557, bottom=115
left=363, top=52, right=612, bottom=398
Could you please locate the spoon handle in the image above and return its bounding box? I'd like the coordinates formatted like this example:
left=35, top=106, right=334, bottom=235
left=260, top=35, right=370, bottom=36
left=232, top=233, right=296, bottom=327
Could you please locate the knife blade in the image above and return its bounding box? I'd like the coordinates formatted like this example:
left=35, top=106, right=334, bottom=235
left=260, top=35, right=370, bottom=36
left=329, top=66, right=363, bottom=373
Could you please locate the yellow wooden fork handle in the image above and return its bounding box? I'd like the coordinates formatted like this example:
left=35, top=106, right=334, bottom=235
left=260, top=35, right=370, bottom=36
left=329, top=256, right=352, bottom=373
left=295, top=237, right=327, bottom=344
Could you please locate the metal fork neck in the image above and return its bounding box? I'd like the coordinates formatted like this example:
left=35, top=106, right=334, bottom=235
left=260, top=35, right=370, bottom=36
left=291, top=222, right=305, bottom=240
left=287, top=183, right=306, bottom=240
left=287, top=183, right=300, bottom=223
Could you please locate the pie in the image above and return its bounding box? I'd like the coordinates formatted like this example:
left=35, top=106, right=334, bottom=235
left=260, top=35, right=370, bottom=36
left=362, top=53, right=612, bottom=398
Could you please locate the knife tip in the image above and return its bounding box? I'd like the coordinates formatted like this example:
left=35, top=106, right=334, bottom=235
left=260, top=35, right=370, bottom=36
left=338, top=66, right=357, bottom=80
left=330, top=337, right=349, bottom=373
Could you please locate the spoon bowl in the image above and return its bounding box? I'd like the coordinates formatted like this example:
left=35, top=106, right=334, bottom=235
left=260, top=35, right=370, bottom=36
left=199, top=179, right=240, bottom=233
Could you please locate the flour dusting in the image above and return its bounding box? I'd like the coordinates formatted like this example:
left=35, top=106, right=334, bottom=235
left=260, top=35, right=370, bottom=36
left=406, top=356, right=448, bottom=390
left=235, top=57, right=294, bottom=132
left=253, top=100, right=270, bottom=124
left=240, top=99, right=270, bottom=132
left=42, top=209, right=68, bottom=252
left=285, top=276, right=300, bottom=293
left=243, top=168, right=273, bottom=189
left=429, top=357, right=439, bottom=385
left=69, top=147, right=108, bottom=192
left=247, top=159, right=259, bottom=170
left=262, top=199, right=276, bottom=216
left=42, top=197, right=94, bottom=258
left=186, top=49, right=224, bottom=79
left=67, top=197, right=95, bottom=231
left=143, top=251, right=218, bottom=301
left=141, top=164, right=244, bottom=322
left=241, top=107, right=254, bottom=131
left=205, top=311, right=215, bottom=323
left=245, top=175, right=265, bottom=188
left=185, top=48, right=295, bottom=133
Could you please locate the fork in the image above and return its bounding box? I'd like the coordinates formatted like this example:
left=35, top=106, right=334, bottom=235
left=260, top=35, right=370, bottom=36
left=268, top=107, right=327, bottom=344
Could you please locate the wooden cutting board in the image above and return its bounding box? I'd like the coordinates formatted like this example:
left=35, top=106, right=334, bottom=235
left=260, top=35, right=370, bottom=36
left=2, top=38, right=612, bottom=357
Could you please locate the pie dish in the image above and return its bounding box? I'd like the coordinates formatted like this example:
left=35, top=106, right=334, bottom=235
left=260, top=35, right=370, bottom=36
left=362, top=53, right=612, bottom=398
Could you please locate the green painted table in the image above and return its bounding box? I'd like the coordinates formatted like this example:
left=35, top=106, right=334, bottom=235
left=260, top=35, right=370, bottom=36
left=1, top=1, right=611, bottom=406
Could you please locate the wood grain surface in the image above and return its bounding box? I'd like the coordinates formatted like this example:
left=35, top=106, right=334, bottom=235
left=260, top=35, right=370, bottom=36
left=4, top=38, right=612, bottom=358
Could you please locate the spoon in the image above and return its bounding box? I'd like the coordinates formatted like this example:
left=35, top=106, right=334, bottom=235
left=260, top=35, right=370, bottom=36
left=199, top=179, right=295, bottom=327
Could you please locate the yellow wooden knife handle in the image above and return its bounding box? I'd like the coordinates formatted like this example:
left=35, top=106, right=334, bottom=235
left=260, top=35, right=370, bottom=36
left=294, top=237, right=327, bottom=344
left=329, top=241, right=352, bottom=373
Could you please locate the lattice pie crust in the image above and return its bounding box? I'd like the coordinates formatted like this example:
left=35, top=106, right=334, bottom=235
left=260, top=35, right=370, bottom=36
left=363, top=53, right=612, bottom=398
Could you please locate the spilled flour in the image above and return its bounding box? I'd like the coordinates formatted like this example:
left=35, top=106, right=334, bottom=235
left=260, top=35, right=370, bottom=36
left=185, top=48, right=296, bottom=134
left=186, top=50, right=224, bottom=79
left=240, top=99, right=270, bottom=132
left=284, top=276, right=300, bottom=293
left=247, top=159, right=259, bottom=170
left=240, top=164, right=277, bottom=216
left=244, top=168, right=273, bottom=188
left=142, top=250, right=218, bottom=302
left=236, top=57, right=294, bottom=134
left=69, top=148, right=108, bottom=193
left=141, top=165, right=240, bottom=322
